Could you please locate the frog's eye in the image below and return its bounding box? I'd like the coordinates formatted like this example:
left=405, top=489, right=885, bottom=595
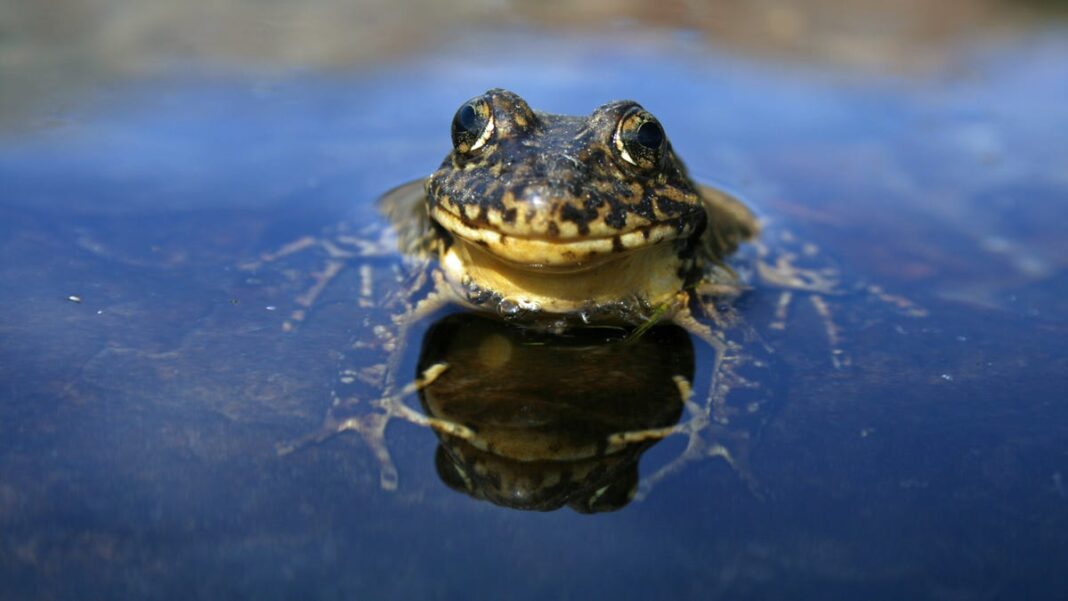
left=614, top=108, right=666, bottom=169
left=451, top=98, right=495, bottom=154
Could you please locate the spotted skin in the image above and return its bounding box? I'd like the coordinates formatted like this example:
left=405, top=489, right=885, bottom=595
left=413, top=88, right=757, bottom=324
left=427, top=90, right=707, bottom=243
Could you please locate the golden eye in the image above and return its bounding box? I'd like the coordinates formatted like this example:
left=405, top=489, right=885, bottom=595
left=615, top=107, right=666, bottom=168
left=451, top=98, right=495, bottom=154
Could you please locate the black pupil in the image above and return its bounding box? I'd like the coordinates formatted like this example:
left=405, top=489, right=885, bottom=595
left=457, top=104, right=479, bottom=133
left=635, top=121, right=664, bottom=149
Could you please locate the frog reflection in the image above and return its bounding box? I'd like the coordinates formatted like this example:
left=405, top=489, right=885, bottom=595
left=415, top=313, right=692, bottom=513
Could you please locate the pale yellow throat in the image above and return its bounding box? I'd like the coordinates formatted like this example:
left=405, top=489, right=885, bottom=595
left=440, top=237, right=687, bottom=315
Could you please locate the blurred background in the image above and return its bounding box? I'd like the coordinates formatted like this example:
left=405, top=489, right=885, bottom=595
left=2, top=0, right=1066, bottom=127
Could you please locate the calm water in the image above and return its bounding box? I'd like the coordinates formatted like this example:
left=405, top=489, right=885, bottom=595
left=1, top=29, right=1067, bottom=600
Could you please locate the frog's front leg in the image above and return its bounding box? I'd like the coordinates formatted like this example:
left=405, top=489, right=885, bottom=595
left=671, top=303, right=737, bottom=425
left=607, top=373, right=759, bottom=500
left=619, top=288, right=770, bottom=497
left=673, top=288, right=764, bottom=426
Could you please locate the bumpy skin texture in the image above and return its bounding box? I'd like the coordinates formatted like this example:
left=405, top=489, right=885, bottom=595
left=382, top=88, right=757, bottom=326
left=426, top=89, right=707, bottom=248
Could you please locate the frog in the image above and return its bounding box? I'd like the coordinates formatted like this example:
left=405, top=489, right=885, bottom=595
left=414, top=88, right=756, bottom=329
left=252, top=88, right=899, bottom=496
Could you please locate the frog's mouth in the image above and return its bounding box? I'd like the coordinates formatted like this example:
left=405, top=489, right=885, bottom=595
left=430, top=204, right=698, bottom=268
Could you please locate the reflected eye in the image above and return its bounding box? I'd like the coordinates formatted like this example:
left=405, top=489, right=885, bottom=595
left=451, top=98, right=495, bottom=154
left=615, top=107, right=666, bottom=168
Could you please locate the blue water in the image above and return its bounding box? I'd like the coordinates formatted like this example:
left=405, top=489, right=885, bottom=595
left=1, top=30, right=1066, bottom=600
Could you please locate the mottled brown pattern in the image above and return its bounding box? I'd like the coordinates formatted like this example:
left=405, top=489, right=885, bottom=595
left=378, top=89, right=757, bottom=326
left=426, top=88, right=707, bottom=242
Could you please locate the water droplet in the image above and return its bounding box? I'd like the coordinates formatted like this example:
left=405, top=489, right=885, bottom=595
left=498, top=298, right=521, bottom=318
left=464, top=279, right=489, bottom=304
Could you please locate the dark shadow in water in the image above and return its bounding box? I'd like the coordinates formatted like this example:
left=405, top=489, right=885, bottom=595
left=415, top=314, right=692, bottom=513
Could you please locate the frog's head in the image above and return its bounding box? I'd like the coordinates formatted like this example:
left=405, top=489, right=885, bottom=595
left=426, top=89, right=706, bottom=268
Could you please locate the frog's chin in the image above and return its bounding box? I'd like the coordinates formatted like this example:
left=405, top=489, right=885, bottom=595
left=430, top=205, right=690, bottom=267
left=440, top=235, right=690, bottom=317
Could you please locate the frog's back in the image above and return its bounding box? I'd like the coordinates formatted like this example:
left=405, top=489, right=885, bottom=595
left=698, top=184, right=759, bottom=262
